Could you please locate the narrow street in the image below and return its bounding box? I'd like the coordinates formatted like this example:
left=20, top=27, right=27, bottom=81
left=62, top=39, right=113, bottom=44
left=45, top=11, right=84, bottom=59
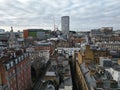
left=32, top=61, right=51, bottom=90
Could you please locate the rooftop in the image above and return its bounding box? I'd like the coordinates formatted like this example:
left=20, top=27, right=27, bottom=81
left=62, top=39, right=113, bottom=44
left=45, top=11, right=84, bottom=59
left=80, top=62, right=119, bottom=90
left=0, top=49, right=28, bottom=65
left=45, top=71, right=56, bottom=77
left=90, top=45, right=107, bottom=51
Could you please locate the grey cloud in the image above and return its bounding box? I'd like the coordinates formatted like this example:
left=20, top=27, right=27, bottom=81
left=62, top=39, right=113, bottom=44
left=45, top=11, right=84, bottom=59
left=0, top=0, right=120, bottom=31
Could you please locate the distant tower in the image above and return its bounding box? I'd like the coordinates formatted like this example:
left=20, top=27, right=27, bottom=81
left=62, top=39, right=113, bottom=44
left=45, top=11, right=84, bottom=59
left=61, top=16, right=70, bottom=39
left=8, top=27, right=17, bottom=48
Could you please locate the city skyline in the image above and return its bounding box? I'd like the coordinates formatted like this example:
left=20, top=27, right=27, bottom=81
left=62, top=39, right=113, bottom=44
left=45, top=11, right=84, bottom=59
left=0, top=0, right=120, bottom=31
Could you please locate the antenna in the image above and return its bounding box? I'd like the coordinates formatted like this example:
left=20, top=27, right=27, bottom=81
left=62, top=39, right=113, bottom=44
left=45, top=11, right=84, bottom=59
left=53, top=16, right=59, bottom=31
left=53, top=16, right=56, bottom=31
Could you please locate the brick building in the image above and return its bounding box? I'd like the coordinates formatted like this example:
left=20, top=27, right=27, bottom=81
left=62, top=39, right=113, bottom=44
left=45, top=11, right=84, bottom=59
left=35, top=42, right=55, bottom=54
left=90, top=27, right=120, bottom=51
left=23, top=29, right=51, bottom=40
left=84, top=45, right=109, bottom=64
left=0, top=49, right=32, bottom=90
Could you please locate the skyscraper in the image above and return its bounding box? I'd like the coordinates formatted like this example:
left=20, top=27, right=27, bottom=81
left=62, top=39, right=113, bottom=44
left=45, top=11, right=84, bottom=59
left=61, top=16, right=70, bottom=38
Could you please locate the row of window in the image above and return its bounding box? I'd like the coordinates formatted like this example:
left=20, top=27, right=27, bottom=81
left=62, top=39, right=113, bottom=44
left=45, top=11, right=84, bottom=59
left=4, top=53, right=29, bottom=70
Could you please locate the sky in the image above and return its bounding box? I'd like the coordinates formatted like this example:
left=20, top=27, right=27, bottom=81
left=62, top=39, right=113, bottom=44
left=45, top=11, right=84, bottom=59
left=0, top=0, right=120, bottom=31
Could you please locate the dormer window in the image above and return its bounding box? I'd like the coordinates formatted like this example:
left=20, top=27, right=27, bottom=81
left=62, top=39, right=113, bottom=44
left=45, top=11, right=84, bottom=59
left=6, top=63, right=10, bottom=70
left=19, top=57, right=21, bottom=62
left=21, top=55, right=24, bottom=60
left=11, top=61, right=14, bottom=67
left=15, top=59, right=18, bottom=64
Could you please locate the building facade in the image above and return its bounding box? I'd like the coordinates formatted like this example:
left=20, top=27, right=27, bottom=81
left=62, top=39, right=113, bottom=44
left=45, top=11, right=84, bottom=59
left=90, top=27, right=120, bottom=51
left=0, top=50, right=32, bottom=90
left=0, top=29, right=9, bottom=49
left=23, top=29, right=51, bottom=40
left=84, top=45, right=109, bottom=64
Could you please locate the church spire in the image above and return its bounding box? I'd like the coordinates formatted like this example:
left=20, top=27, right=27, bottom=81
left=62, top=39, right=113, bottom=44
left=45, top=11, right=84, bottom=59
left=8, top=26, right=17, bottom=48
left=11, top=26, right=13, bottom=31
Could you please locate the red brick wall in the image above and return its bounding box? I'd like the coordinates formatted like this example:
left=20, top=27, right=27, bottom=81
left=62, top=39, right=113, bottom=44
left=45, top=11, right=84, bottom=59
left=1, top=53, right=32, bottom=90
left=0, top=63, right=7, bottom=84
left=35, top=45, right=54, bottom=54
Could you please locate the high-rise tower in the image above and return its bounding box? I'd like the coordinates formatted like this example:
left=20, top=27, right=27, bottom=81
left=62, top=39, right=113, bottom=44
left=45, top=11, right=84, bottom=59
left=61, top=16, right=70, bottom=38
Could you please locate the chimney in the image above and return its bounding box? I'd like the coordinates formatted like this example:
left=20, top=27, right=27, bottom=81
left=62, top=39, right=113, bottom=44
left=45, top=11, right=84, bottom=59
left=90, top=69, right=96, bottom=76
left=85, top=62, right=89, bottom=68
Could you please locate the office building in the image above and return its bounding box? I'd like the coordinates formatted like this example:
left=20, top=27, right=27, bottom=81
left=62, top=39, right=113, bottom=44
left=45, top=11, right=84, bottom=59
left=23, top=29, right=51, bottom=40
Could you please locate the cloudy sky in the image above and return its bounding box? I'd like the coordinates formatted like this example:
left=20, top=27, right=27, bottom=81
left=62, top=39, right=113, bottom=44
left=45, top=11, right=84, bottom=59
left=0, top=0, right=120, bottom=31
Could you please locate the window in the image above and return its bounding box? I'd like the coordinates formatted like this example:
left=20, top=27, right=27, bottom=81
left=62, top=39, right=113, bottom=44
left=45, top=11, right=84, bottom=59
left=10, top=80, right=12, bottom=84
left=9, top=72, right=11, bottom=77
left=15, top=59, right=18, bottom=64
left=26, top=53, right=28, bottom=56
left=21, top=55, right=24, bottom=60
left=19, top=57, right=21, bottom=62
left=21, top=64, right=23, bottom=68
left=11, top=61, right=14, bottom=67
left=6, top=63, right=10, bottom=70
left=25, top=53, right=27, bottom=57
left=13, top=70, right=15, bottom=74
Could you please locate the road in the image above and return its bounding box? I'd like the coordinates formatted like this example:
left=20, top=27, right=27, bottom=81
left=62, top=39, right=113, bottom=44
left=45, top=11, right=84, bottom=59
left=32, top=61, right=51, bottom=90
